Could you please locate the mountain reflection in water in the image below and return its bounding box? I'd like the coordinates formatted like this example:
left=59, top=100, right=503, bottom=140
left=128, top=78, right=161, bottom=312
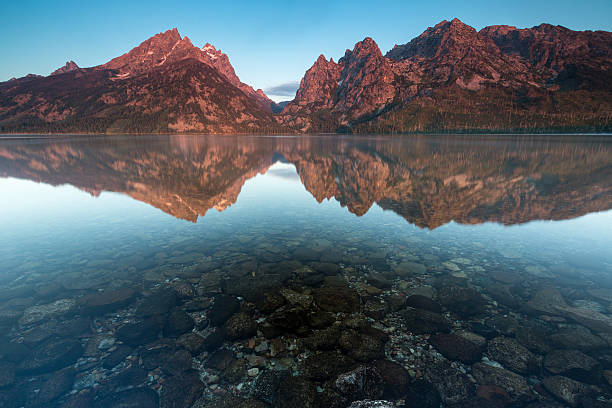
left=0, top=135, right=612, bottom=408
left=1, top=135, right=611, bottom=227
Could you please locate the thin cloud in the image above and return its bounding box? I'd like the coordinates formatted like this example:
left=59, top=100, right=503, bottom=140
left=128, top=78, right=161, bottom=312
left=265, top=81, right=300, bottom=98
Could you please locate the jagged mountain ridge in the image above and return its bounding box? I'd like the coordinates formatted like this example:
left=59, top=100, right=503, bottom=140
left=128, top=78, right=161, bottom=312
left=0, top=29, right=282, bottom=134
left=281, top=19, right=612, bottom=133
left=50, top=61, right=80, bottom=76
left=1, top=20, right=611, bottom=134
left=100, top=28, right=274, bottom=110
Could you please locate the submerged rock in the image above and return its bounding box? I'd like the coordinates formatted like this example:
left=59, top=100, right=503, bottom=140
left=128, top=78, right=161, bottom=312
left=475, top=384, right=512, bottom=407
left=405, top=295, right=442, bottom=313
left=164, top=308, right=195, bottom=337
left=424, top=360, right=474, bottom=405
left=77, top=288, right=136, bottom=315
left=339, top=330, right=386, bottom=361
left=177, top=332, right=206, bottom=355
left=224, top=311, right=257, bottom=340
left=0, top=339, right=30, bottom=363
left=372, top=359, right=410, bottom=399
left=102, top=344, right=132, bottom=369
left=299, top=351, right=355, bottom=381
left=201, top=327, right=227, bottom=351
left=94, top=387, right=159, bottom=408
left=116, top=317, right=162, bottom=346
left=549, top=326, right=608, bottom=350
left=276, top=375, right=318, bottom=408
left=437, top=286, right=487, bottom=317
left=208, top=295, right=240, bottom=326
left=348, top=401, right=394, bottom=408
left=430, top=333, right=483, bottom=364
left=400, top=308, right=451, bottom=334
left=542, top=376, right=589, bottom=407
left=253, top=369, right=291, bottom=405
left=404, top=380, right=442, bottom=408
left=19, top=299, right=77, bottom=326
left=557, top=305, right=612, bottom=333
left=515, top=325, right=553, bottom=354
left=313, top=286, right=360, bottom=313
left=335, top=365, right=385, bottom=401
left=193, top=395, right=268, bottom=408
left=136, top=289, right=178, bottom=317
left=523, top=287, right=567, bottom=316
left=17, top=338, right=83, bottom=374
left=33, top=367, right=75, bottom=405
left=393, top=261, right=426, bottom=276
left=160, top=370, right=204, bottom=408
left=471, top=362, right=533, bottom=402
left=279, top=287, right=313, bottom=308
left=487, top=336, right=540, bottom=374
left=544, top=349, right=601, bottom=384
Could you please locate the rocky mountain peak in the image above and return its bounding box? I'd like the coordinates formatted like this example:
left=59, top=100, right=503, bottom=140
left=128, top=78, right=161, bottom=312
left=96, top=29, right=274, bottom=110
left=202, top=42, right=222, bottom=59
left=100, top=28, right=185, bottom=74
left=51, top=60, right=80, bottom=76
left=335, top=37, right=395, bottom=118
left=340, top=37, right=383, bottom=62
left=387, top=18, right=481, bottom=60
left=290, top=53, right=341, bottom=107
left=315, top=54, right=328, bottom=63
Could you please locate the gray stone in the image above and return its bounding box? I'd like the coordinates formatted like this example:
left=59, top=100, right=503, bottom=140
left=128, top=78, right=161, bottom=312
left=77, top=288, right=136, bottom=315
left=424, top=360, right=474, bottom=405
left=544, top=349, right=601, bottom=384
left=523, top=287, right=567, bottom=316
left=557, top=305, right=612, bottom=333
left=487, top=336, right=539, bottom=374
left=339, top=330, right=386, bottom=361
left=279, top=288, right=313, bottom=308
left=17, top=338, right=83, bottom=374
left=430, top=333, right=483, bottom=364
left=177, top=332, right=206, bottom=355
left=224, top=312, right=257, bottom=340
left=163, top=308, right=195, bottom=337
left=400, top=308, right=451, bottom=334
left=299, top=351, right=355, bottom=381
left=542, top=376, right=588, bottom=407
left=208, top=295, right=240, bottom=326
left=34, top=368, right=75, bottom=404
left=19, top=299, right=76, bottom=326
left=348, top=401, right=394, bottom=408
left=472, top=362, right=533, bottom=402
left=393, top=261, right=426, bottom=276
left=335, top=366, right=385, bottom=401
left=313, top=286, right=360, bottom=313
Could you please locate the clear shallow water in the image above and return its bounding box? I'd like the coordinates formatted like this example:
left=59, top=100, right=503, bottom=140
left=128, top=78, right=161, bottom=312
left=0, top=135, right=611, bottom=408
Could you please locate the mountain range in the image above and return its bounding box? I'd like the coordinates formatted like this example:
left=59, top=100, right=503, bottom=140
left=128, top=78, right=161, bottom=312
left=1, top=19, right=611, bottom=134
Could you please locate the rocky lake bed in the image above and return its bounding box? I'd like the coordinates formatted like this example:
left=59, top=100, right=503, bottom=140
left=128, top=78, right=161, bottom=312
left=1, top=234, right=612, bottom=408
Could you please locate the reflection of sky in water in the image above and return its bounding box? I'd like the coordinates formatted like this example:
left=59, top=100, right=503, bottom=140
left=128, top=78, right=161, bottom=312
left=1, top=159, right=611, bottom=284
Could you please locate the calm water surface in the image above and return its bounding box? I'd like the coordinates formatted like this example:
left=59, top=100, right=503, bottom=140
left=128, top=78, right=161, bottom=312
left=0, top=135, right=611, bottom=408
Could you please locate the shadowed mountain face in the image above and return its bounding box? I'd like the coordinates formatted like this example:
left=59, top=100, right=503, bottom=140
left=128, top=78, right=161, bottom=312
left=281, top=19, right=612, bottom=133
left=1, top=21, right=611, bottom=134
left=0, top=29, right=281, bottom=134
left=1, top=135, right=610, bottom=228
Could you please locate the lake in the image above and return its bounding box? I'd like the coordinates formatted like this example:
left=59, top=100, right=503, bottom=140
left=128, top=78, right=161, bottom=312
left=0, top=134, right=611, bottom=407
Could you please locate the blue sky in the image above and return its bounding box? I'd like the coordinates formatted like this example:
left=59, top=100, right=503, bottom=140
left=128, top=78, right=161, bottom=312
left=2, top=0, right=611, bottom=101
